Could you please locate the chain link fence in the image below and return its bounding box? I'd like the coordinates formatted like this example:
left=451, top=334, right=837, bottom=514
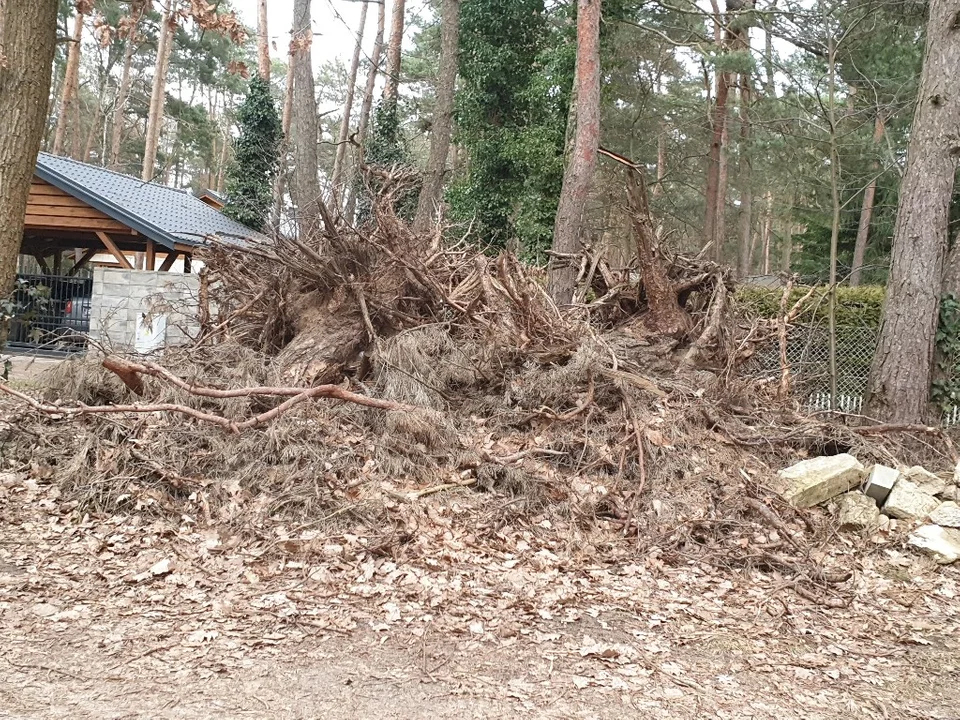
left=748, top=321, right=960, bottom=425
left=749, top=322, right=877, bottom=414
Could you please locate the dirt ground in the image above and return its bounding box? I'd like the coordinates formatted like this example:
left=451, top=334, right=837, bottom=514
left=1, top=468, right=959, bottom=720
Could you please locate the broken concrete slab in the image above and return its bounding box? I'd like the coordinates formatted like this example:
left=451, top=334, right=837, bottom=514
left=881, top=479, right=940, bottom=520
left=929, top=501, right=960, bottom=528
left=836, top=492, right=881, bottom=531
left=863, top=464, right=899, bottom=506
left=908, top=524, right=960, bottom=564
left=774, top=454, right=865, bottom=508
left=903, top=466, right=949, bottom=497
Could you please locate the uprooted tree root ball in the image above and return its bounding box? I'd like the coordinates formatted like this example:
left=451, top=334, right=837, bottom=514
left=2, top=169, right=952, bottom=606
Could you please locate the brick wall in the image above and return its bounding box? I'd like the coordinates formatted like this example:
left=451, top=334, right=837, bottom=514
left=90, top=268, right=200, bottom=352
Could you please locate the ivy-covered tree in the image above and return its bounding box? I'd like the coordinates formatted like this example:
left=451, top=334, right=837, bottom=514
left=449, top=0, right=573, bottom=257
left=224, top=74, right=281, bottom=230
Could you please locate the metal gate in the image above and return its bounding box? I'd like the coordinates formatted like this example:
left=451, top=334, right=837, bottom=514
left=7, top=274, right=93, bottom=353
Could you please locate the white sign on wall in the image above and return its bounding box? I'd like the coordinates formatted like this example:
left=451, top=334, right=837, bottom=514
left=135, top=312, right=167, bottom=354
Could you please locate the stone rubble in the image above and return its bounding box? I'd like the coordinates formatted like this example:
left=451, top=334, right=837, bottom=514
left=835, top=492, right=881, bottom=532
left=774, top=454, right=865, bottom=508
left=908, top=525, right=960, bottom=564
left=929, top=501, right=960, bottom=528
left=902, top=466, right=949, bottom=497
left=776, top=455, right=960, bottom=564
left=881, top=478, right=940, bottom=521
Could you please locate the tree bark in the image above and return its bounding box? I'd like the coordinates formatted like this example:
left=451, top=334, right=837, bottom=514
left=652, top=120, right=667, bottom=197
left=257, top=0, right=270, bottom=80
left=761, top=191, right=773, bottom=274
left=290, top=0, right=323, bottom=235
left=547, top=0, right=600, bottom=306
left=627, top=169, right=689, bottom=337
left=142, top=3, right=176, bottom=181
left=0, top=0, right=57, bottom=297
left=413, top=0, right=460, bottom=233
left=330, top=0, right=368, bottom=210
left=109, top=19, right=139, bottom=169
left=383, top=0, right=405, bottom=101
left=703, top=2, right=729, bottom=261
left=780, top=221, right=793, bottom=272
left=52, top=8, right=85, bottom=157
left=344, top=0, right=386, bottom=221
left=736, top=68, right=753, bottom=278
left=849, top=113, right=885, bottom=286
left=357, top=0, right=386, bottom=146
left=866, top=0, right=960, bottom=424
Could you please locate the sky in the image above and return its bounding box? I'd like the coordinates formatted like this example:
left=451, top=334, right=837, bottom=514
left=231, top=0, right=391, bottom=73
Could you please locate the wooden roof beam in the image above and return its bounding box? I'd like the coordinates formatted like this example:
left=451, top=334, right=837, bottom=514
left=96, top=231, right=134, bottom=270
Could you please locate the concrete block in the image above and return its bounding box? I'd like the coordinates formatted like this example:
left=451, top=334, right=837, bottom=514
left=774, top=454, right=865, bottom=508
left=929, top=501, right=960, bottom=528
left=882, top=479, right=940, bottom=520
left=908, top=525, right=960, bottom=564
left=863, top=464, right=899, bottom=506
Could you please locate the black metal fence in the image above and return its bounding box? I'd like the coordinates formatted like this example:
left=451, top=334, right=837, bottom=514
left=7, top=274, right=92, bottom=353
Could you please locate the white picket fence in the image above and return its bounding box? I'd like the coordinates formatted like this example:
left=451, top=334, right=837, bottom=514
left=804, top=392, right=960, bottom=427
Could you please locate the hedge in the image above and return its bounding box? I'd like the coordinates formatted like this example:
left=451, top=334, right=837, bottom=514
left=736, top=285, right=885, bottom=327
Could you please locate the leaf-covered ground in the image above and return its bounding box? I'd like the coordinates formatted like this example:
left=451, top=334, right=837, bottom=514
left=1, top=471, right=957, bottom=719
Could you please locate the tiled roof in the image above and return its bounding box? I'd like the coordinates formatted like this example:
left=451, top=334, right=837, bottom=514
left=35, top=153, right=269, bottom=250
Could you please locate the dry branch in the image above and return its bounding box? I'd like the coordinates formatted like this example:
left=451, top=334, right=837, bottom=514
left=0, top=358, right=414, bottom=434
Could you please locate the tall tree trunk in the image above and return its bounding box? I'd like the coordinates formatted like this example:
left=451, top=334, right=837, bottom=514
left=413, top=0, right=460, bottom=233
left=109, top=25, right=138, bottom=169
left=0, top=0, right=57, bottom=297
left=763, top=0, right=777, bottom=97
left=652, top=121, right=667, bottom=197
left=290, top=0, right=323, bottom=234
left=761, top=191, right=773, bottom=274
left=866, top=0, right=960, bottom=423
left=52, top=8, right=84, bottom=157
left=736, top=69, right=753, bottom=277
left=271, top=41, right=296, bottom=228
left=330, top=0, right=368, bottom=209
left=142, top=4, right=176, bottom=181
left=257, top=0, right=270, bottom=80
left=714, top=107, right=730, bottom=260
left=704, top=81, right=730, bottom=260
left=849, top=113, right=885, bottom=286
left=81, top=105, right=100, bottom=161
left=383, top=0, right=405, bottom=102
left=704, top=2, right=723, bottom=258
left=345, top=0, right=386, bottom=221
left=781, top=222, right=793, bottom=272
left=547, top=0, right=600, bottom=306
left=357, top=0, right=386, bottom=145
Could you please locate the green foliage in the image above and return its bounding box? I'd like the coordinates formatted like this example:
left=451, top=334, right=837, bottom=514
left=224, top=75, right=281, bottom=230
left=933, top=294, right=960, bottom=410
left=737, top=285, right=885, bottom=327
left=449, top=0, right=572, bottom=258
left=369, top=99, right=407, bottom=168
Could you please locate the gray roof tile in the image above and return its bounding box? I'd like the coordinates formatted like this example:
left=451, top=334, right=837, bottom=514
left=35, top=153, right=269, bottom=250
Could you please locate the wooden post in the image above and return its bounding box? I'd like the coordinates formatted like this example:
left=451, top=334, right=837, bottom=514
left=146, top=240, right=155, bottom=271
